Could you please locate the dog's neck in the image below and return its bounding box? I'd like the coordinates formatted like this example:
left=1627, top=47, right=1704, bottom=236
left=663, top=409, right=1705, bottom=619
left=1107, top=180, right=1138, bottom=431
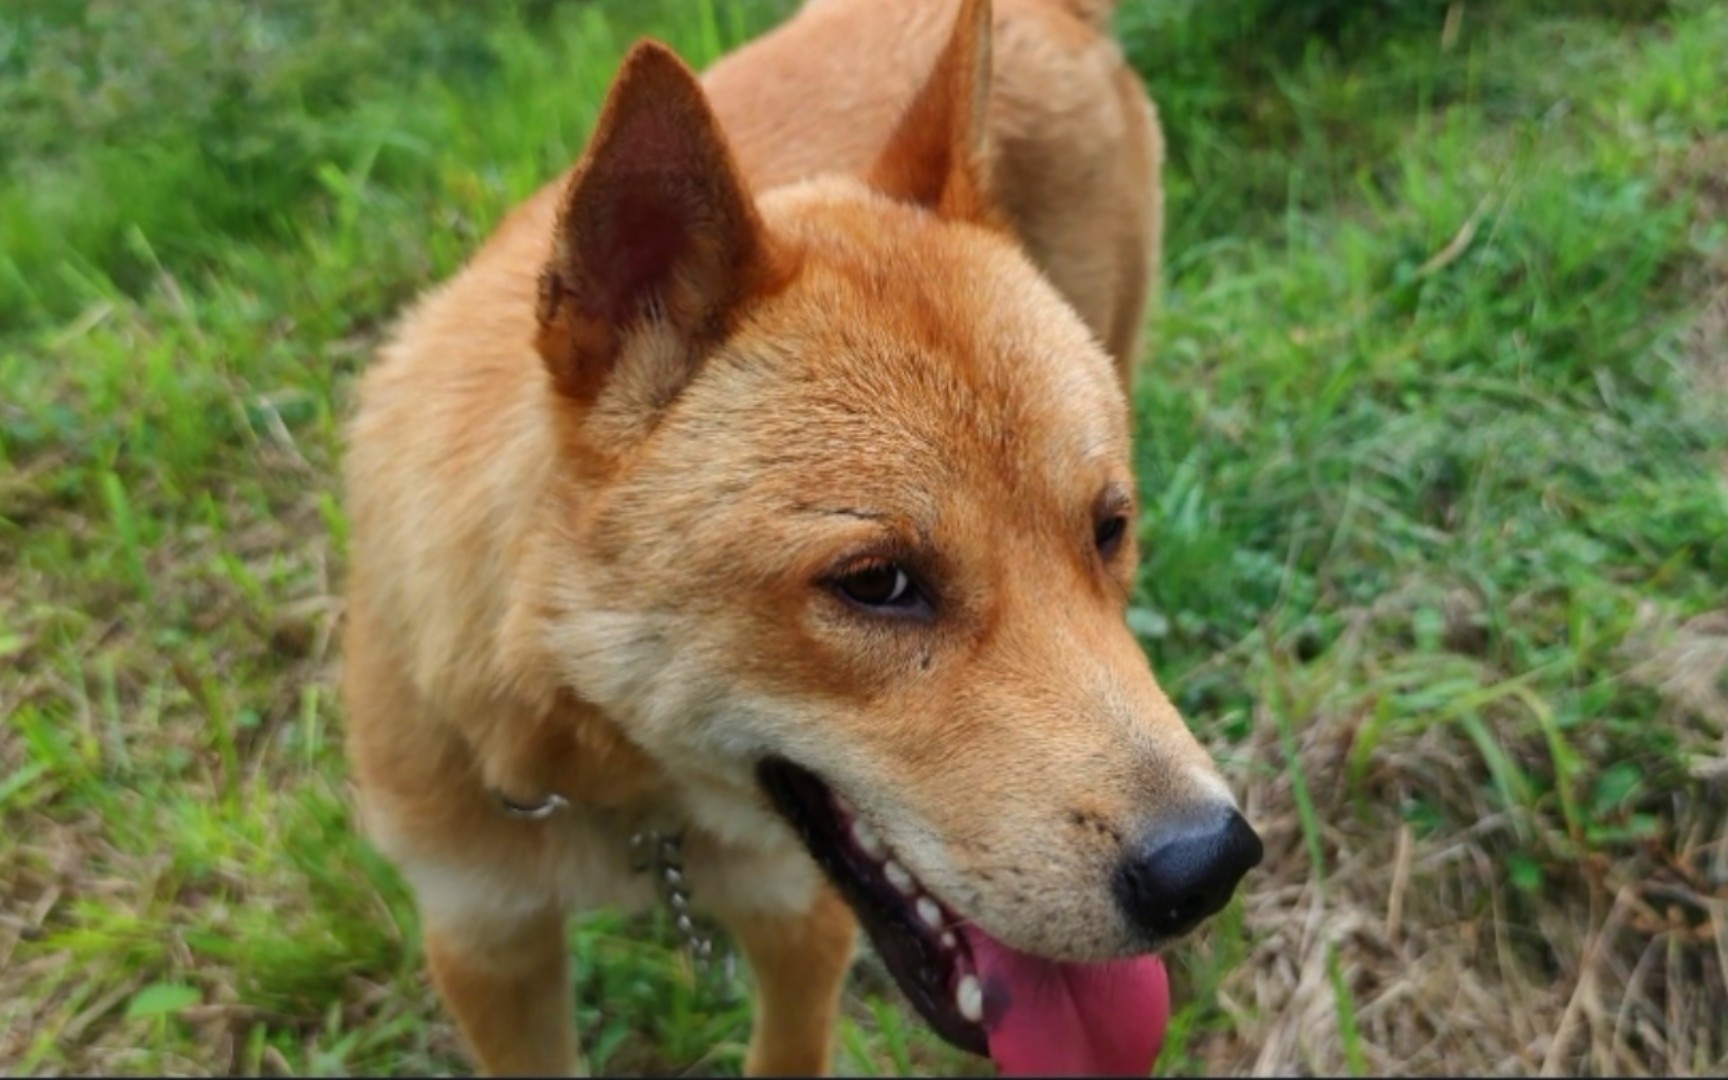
left=482, top=780, right=730, bottom=975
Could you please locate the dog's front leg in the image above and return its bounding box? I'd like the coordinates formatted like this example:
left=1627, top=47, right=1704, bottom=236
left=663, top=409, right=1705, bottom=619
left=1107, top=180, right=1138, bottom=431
left=720, top=882, right=858, bottom=1076
left=423, top=905, right=579, bottom=1076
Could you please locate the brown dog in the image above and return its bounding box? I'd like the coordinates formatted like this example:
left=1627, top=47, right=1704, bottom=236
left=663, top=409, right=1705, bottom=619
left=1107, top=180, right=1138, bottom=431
left=340, top=0, right=1260, bottom=1074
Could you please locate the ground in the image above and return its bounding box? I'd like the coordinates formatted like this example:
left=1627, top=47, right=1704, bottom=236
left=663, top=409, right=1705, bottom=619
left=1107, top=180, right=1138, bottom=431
left=1, top=0, right=1725, bottom=1075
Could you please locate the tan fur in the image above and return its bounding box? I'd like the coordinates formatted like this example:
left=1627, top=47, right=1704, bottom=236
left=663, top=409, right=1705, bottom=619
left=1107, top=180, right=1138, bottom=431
left=341, top=0, right=1210, bottom=1074
left=423, top=909, right=577, bottom=1075
left=706, top=0, right=1163, bottom=376
left=721, top=883, right=859, bottom=1075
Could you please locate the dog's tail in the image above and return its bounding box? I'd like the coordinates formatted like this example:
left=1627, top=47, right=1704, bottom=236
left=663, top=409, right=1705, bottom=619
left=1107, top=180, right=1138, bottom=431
left=1054, top=0, right=1121, bottom=28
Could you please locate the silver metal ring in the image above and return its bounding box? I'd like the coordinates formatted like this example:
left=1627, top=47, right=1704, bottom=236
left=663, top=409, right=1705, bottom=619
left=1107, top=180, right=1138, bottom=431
left=496, top=791, right=569, bottom=820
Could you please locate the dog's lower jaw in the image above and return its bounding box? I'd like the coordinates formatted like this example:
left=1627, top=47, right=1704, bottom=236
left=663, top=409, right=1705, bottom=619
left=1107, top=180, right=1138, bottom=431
left=757, top=757, right=992, bottom=1057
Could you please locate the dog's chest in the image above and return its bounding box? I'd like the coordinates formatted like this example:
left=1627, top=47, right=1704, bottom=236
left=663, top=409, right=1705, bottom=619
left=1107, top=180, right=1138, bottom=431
left=538, top=796, right=826, bottom=922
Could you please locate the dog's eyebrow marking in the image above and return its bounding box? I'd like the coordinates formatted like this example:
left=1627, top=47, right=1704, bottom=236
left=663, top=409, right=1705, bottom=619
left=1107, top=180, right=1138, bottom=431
left=1096, top=482, right=1135, bottom=518
left=793, top=504, right=935, bottom=549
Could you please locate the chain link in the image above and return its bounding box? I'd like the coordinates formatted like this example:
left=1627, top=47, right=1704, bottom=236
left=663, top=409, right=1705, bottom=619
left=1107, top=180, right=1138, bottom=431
left=631, top=829, right=739, bottom=997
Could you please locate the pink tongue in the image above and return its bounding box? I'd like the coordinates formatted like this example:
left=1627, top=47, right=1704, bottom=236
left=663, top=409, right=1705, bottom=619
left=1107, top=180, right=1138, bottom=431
left=961, top=927, right=1169, bottom=1077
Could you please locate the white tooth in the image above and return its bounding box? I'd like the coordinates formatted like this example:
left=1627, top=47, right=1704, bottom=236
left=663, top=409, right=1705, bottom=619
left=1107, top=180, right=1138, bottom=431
left=883, top=859, right=915, bottom=895
left=916, top=896, right=943, bottom=930
left=852, top=819, right=886, bottom=859
left=941, top=931, right=957, bottom=950
left=957, top=974, right=983, bottom=1023
left=834, top=792, right=855, bottom=815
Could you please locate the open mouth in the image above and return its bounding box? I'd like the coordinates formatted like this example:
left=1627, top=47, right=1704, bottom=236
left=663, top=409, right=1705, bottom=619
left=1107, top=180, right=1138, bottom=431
left=758, top=757, right=1173, bottom=1077
left=757, top=756, right=988, bottom=1055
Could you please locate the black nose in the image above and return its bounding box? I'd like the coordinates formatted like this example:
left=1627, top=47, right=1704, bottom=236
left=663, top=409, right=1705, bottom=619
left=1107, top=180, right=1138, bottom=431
left=1113, top=808, right=1263, bottom=940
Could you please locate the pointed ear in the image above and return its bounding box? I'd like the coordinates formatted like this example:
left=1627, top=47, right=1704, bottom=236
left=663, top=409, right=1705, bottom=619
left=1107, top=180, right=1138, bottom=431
left=536, top=41, right=780, bottom=406
left=867, top=0, right=999, bottom=226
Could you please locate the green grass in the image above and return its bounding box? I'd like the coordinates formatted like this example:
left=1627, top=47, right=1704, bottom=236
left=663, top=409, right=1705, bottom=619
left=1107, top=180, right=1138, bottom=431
left=2, top=0, right=1725, bottom=1074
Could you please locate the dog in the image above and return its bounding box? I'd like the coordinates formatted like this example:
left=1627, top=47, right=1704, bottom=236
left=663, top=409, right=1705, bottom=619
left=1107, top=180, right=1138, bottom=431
left=339, top=0, right=1262, bottom=1074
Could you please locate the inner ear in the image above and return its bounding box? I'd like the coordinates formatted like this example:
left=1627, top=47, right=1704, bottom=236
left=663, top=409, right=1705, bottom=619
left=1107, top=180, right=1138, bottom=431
left=866, top=0, right=999, bottom=226
left=535, top=41, right=781, bottom=408
left=598, top=187, right=703, bottom=326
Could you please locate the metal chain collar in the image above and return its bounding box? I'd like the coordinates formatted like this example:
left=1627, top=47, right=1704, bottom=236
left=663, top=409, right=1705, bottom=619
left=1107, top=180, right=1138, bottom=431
left=494, top=791, right=735, bottom=993
left=496, top=791, right=569, bottom=821
left=630, top=828, right=739, bottom=996
left=629, top=830, right=712, bottom=966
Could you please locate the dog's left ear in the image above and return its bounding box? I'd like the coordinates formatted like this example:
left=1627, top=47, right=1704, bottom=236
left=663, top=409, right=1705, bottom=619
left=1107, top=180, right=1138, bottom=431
left=536, top=41, right=781, bottom=408
left=867, top=0, right=1000, bottom=226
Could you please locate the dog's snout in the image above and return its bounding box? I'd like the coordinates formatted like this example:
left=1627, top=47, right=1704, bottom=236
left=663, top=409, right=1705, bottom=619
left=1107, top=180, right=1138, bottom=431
left=1113, top=807, right=1263, bottom=940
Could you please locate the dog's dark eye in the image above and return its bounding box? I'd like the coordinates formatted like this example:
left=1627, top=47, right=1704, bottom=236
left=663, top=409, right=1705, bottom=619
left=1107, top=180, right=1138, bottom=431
left=832, top=562, right=929, bottom=617
left=1095, top=514, right=1130, bottom=560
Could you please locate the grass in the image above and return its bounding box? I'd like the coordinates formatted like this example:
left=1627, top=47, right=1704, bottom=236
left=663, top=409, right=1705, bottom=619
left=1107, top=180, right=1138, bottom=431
left=2, top=0, right=1725, bottom=1074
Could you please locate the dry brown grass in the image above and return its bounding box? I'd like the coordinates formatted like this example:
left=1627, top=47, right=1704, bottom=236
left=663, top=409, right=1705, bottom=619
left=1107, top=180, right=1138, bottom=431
left=1178, top=619, right=1728, bottom=1075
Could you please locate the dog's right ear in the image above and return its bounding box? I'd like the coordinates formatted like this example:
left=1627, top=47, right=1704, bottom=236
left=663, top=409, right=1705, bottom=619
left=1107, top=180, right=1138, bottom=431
left=867, top=0, right=999, bottom=227
left=536, top=42, right=780, bottom=409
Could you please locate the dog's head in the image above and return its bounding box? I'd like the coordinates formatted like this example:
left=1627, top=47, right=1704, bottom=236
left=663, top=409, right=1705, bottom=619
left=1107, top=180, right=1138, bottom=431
left=531, top=0, right=1259, bottom=1068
